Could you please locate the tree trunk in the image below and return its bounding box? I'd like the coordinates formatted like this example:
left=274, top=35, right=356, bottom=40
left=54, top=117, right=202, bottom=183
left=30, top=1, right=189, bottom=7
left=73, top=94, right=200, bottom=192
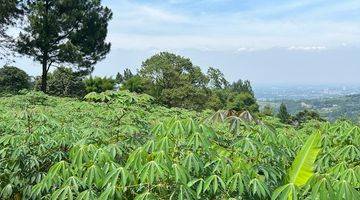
left=40, top=0, right=50, bottom=93
left=41, top=57, right=48, bottom=92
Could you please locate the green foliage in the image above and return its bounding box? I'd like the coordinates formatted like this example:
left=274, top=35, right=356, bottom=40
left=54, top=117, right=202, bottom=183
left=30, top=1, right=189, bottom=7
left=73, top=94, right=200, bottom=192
left=294, top=109, right=325, bottom=124
left=0, top=65, right=30, bottom=94
left=207, top=67, right=229, bottom=89
left=123, top=68, right=134, bottom=82
left=15, top=0, right=112, bottom=91
left=262, top=105, right=274, bottom=116
left=84, top=90, right=154, bottom=105
left=115, top=68, right=134, bottom=84
left=288, top=132, right=321, bottom=187
left=272, top=132, right=322, bottom=200
left=84, top=76, right=116, bottom=93
left=0, top=92, right=358, bottom=199
left=230, top=79, right=255, bottom=96
left=0, top=0, right=23, bottom=29
left=122, top=75, right=150, bottom=93
left=227, top=92, right=259, bottom=113
left=138, top=52, right=209, bottom=110
left=277, top=103, right=291, bottom=123
left=116, top=52, right=259, bottom=112
left=37, top=67, right=86, bottom=98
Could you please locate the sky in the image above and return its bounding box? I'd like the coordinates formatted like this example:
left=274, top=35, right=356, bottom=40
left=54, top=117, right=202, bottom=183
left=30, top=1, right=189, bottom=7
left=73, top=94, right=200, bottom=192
left=2, top=0, right=360, bottom=84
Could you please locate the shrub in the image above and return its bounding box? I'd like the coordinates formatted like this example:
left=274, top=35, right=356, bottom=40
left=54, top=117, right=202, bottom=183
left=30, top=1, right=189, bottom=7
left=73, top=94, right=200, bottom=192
left=227, top=92, right=259, bottom=113
left=42, top=67, right=86, bottom=97
left=84, top=76, right=116, bottom=93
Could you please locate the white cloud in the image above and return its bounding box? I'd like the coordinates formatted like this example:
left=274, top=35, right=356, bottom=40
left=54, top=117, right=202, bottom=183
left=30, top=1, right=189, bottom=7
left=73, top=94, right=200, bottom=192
left=235, top=47, right=257, bottom=52
left=287, top=46, right=327, bottom=51
left=110, top=0, right=189, bottom=28
left=134, top=5, right=188, bottom=23
left=104, top=0, right=360, bottom=51
left=239, top=0, right=326, bottom=17
left=108, top=17, right=360, bottom=51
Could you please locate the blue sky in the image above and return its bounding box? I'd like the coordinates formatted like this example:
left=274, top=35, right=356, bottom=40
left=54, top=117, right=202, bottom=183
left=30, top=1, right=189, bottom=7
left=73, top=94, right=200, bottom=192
left=102, top=0, right=360, bottom=50
left=2, top=0, right=360, bottom=84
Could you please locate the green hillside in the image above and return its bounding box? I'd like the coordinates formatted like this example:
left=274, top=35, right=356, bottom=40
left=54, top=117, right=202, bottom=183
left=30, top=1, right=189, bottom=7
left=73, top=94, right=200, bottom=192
left=260, top=94, right=360, bottom=122
left=0, top=91, right=359, bottom=199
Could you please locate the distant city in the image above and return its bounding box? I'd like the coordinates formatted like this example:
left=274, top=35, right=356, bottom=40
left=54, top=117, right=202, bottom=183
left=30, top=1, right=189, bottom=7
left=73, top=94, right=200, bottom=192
left=253, top=84, right=360, bottom=101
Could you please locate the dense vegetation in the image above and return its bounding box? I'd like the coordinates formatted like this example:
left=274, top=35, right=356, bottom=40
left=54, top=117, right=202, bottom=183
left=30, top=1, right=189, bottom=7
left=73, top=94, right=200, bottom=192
left=0, top=52, right=259, bottom=112
left=0, top=91, right=359, bottom=199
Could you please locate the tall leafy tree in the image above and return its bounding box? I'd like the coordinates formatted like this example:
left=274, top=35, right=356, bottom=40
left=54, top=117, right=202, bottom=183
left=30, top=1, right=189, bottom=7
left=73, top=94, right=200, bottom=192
left=116, top=68, right=134, bottom=84
left=277, top=103, right=291, bottom=123
left=139, top=52, right=209, bottom=110
left=123, top=68, right=134, bottom=81
left=230, top=79, right=255, bottom=97
left=16, top=0, right=112, bottom=92
left=207, top=67, right=229, bottom=89
left=115, top=72, right=123, bottom=84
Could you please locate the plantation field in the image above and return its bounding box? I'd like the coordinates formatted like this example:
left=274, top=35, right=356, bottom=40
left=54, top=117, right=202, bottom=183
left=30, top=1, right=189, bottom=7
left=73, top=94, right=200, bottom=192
left=0, top=91, right=359, bottom=199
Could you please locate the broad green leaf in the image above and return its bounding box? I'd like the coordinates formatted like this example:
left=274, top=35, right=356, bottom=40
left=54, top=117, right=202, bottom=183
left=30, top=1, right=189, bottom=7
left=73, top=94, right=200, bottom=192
left=288, top=132, right=321, bottom=187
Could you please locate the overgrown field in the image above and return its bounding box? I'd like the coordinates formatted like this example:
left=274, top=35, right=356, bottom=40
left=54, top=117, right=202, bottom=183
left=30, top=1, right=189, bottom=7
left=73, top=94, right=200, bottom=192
left=0, top=91, right=359, bottom=199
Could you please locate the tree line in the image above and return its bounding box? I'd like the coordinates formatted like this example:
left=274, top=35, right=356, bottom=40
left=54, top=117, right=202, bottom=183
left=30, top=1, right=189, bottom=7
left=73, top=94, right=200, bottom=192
left=0, top=52, right=258, bottom=112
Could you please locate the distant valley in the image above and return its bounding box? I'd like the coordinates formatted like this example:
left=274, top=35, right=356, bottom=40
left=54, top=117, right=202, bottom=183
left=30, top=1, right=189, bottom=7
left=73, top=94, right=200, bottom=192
left=257, top=85, right=360, bottom=121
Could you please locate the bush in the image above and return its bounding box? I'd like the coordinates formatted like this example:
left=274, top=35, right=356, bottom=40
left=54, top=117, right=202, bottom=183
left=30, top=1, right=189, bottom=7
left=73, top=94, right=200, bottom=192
left=294, top=109, right=324, bottom=124
left=277, top=103, right=291, bottom=123
left=84, top=76, right=116, bottom=93
left=227, top=92, right=259, bottom=113
left=122, top=75, right=150, bottom=93
left=0, top=65, right=30, bottom=93
left=45, top=67, right=86, bottom=97
left=262, top=105, right=274, bottom=116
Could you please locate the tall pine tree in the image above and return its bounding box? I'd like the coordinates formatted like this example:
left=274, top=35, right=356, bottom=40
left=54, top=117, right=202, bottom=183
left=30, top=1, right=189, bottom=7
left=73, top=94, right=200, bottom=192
left=16, top=0, right=112, bottom=92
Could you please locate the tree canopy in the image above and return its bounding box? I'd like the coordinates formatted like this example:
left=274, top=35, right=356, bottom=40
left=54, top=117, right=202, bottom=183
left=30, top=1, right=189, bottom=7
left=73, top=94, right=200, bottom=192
left=84, top=76, right=116, bottom=93
left=137, top=52, right=209, bottom=110
left=0, top=65, right=30, bottom=93
left=16, top=0, right=112, bottom=92
left=277, top=103, right=291, bottom=123
left=207, top=67, right=229, bottom=89
left=41, top=67, right=86, bottom=98
left=114, top=52, right=260, bottom=112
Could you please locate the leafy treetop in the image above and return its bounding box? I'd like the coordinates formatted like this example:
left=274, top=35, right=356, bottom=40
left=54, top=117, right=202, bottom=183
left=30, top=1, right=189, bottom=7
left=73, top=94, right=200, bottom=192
left=16, top=0, right=113, bottom=92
